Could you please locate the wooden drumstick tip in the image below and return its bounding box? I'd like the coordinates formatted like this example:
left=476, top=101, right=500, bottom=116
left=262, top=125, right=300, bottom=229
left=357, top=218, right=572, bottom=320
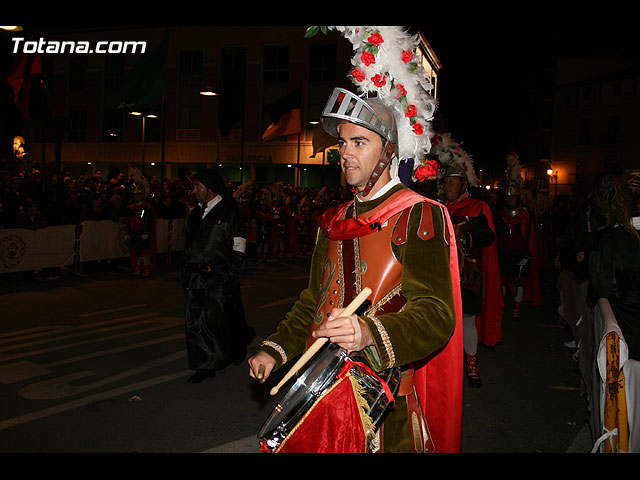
left=257, top=364, right=265, bottom=380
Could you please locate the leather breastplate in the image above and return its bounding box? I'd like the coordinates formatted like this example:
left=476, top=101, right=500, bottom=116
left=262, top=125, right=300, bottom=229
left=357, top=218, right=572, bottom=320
left=306, top=196, right=433, bottom=350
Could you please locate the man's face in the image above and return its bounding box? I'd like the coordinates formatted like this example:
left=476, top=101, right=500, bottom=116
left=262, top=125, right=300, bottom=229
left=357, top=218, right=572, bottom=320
left=442, top=176, right=465, bottom=202
left=192, top=179, right=212, bottom=204
left=337, top=122, right=387, bottom=193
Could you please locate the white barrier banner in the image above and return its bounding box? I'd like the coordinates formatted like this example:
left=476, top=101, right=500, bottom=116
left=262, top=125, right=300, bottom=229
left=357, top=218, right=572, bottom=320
left=0, top=225, right=76, bottom=272
left=78, top=220, right=129, bottom=262
left=0, top=219, right=185, bottom=273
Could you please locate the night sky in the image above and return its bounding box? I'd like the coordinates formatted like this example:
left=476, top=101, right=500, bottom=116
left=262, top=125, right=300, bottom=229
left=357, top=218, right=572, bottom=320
left=420, top=19, right=638, bottom=173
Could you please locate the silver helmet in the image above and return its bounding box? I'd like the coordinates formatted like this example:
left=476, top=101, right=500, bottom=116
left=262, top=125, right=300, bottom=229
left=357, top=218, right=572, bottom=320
left=442, top=163, right=467, bottom=182
left=321, top=88, right=398, bottom=154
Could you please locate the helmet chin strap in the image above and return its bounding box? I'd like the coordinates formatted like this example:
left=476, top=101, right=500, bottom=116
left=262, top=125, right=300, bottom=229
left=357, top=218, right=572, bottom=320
left=356, top=140, right=396, bottom=198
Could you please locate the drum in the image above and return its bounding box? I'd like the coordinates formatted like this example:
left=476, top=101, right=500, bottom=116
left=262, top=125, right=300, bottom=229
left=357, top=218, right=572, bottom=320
left=258, top=342, right=400, bottom=453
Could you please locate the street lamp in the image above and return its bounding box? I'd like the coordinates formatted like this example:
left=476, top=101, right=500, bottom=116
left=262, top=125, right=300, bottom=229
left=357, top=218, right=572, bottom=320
left=200, top=86, right=221, bottom=166
left=547, top=168, right=558, bottom=197
left=130, top=111, right=157, bottom=174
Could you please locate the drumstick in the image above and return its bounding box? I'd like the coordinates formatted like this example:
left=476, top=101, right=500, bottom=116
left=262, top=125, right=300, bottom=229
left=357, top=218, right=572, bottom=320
left=269, top=287, right=372, bottom=396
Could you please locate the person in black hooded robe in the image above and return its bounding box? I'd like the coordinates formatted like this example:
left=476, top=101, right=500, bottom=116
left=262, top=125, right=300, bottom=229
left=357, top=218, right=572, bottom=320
left=182, top=169, right=255, bottom=383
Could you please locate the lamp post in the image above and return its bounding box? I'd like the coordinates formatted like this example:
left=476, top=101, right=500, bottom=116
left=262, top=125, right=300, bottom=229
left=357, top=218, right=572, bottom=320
left=199, top=87, right=221, bottom=166
left=130, top=111, right=157, bottom=175
left=547, top=168, right=558, bottom=198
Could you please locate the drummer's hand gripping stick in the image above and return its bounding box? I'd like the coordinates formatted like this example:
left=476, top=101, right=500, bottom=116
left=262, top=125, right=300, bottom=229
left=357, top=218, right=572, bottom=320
left=269, top=287, right=372, bottom=396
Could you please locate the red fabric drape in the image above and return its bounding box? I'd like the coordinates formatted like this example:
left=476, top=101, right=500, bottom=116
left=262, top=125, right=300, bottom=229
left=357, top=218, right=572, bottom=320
left=318, top=189, right=427, bottom=241
left=446, top=196, right=504, bottom=346
left=414, top=196, right=464, bottom=453
left=273, top=375, right=367, bottom=453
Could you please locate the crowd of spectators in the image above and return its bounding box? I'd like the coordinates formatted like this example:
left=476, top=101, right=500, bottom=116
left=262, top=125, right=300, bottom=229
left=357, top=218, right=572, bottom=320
left=0, top=163, right=188, bottom=230
left=0, top=154, right=347, bottom=262
left=556, top=169, right=640, bottom=361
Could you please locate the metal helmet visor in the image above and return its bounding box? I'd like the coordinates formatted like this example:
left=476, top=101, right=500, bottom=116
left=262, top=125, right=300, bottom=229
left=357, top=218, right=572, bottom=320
left=321, top=88, right=398, bottom=150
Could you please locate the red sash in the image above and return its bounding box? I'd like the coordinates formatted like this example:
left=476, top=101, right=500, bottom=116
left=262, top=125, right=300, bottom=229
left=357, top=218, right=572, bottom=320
left=318, top=188, right=426, bottom=241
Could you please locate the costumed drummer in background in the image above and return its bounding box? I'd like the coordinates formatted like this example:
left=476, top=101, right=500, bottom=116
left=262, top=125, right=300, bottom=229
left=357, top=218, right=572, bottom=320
left=433, top=134, right=503, bottom=388
left=249, top=27, right=463, bottom=454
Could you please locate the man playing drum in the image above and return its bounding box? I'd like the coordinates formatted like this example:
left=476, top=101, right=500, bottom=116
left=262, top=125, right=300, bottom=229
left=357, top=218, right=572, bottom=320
left=248, top=85, right=463, bottom=453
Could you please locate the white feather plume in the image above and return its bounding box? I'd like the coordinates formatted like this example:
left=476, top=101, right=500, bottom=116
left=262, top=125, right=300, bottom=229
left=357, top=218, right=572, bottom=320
left=328, top=26, right=437, bottom=165
left=430, top=133, right=480, bottom=187
left=505, top=150, right=523, bottom=187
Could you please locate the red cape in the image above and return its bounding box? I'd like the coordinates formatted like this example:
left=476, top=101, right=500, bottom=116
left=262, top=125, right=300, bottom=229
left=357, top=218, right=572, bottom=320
left=498, top=207, right=543, bottom=307
left=319, top=188, right=464, bottom=453
left=524, top=216, right=543, bottom=307
left=446, top=196, right=504, bottom=346
left=127, top=201, right=157, bottom=271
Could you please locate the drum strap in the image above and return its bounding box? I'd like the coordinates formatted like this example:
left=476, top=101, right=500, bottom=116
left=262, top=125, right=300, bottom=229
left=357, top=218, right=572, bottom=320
left=397, top=368, right=415, bottom=396
left=338, top=360, right=396, bottom=403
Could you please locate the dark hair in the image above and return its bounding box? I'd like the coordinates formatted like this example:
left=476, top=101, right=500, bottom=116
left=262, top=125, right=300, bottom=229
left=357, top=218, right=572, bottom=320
left=590, top=173, right=638, bottom=240
left=626, top=169, right=640, bottom=217
left=193, top=169, right=229, bottom=198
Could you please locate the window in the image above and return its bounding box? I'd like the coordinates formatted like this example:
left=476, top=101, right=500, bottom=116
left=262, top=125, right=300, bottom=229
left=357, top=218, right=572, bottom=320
left=607, top=115, right=621, bottom=143
left=578, top=118, right=591, bottom=145
left=178, top=50, right=203, bottom=129
left=309, top=44, right=336, bottom=83
left=68, top=109, right=87, bottom=142
left=69, top=56, right=88, bottom=91
left=219, top=48, right=246, bottom=136
left=104, top=56, right=124, bottom=90
left=102, top=109, right=122, bottom=141
left=263, top=46, right=289, bottom=84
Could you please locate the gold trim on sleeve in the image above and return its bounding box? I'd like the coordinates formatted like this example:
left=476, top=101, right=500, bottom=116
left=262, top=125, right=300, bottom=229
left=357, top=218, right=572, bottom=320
left=369, top=315, right=395, bottom=368
left=261, top=340, right=287, bottom=364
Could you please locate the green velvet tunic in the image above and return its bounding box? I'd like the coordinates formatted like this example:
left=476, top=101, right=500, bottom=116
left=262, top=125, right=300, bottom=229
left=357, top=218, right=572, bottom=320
left=259, top=184, right=456, bottom=452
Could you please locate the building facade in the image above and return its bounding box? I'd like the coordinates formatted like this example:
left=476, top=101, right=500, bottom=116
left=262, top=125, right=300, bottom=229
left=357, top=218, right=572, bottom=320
left=550, top=55, right=640, bottom=196
left=18, top=26, right=441, bottom=189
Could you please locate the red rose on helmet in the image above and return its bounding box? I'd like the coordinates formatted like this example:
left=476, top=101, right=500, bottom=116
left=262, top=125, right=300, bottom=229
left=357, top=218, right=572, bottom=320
left=372, top=74, right=386, bottom=87
left=412, top=122, right=424, bottom=135
left=414, top=160, right=439, bottom=181
left=402, top=50, right=413, bottom=64
left=361, top=51, right=376, bottom=66
left=352, top=68, right=365, bottom=82
left=405, top=105, right=417, bottom=117
left=367, top=33, right=384, bottom=46
left=395, top=83, right=407, bottom=98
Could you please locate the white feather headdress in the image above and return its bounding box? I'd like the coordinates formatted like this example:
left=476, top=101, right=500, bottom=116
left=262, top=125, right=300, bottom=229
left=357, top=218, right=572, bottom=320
left=505, top=150, right=523, bottom=189
left=430, top=133, right=479, bottom=187
left=323, top=26, right=437, bottom=168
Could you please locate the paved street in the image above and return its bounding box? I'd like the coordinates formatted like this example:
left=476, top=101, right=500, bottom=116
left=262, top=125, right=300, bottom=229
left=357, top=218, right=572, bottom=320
left=0, top=255, right=591, bottom=453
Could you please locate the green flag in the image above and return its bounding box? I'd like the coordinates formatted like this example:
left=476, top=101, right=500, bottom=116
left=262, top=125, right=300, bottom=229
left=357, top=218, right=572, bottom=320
left=119, top=32, right=168, bottom=111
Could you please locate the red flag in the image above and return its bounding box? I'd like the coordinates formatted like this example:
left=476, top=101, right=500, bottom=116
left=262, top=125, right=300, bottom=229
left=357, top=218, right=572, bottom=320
left=261, top=88, right=301, bottom=142
left=6, top=48, right=43, bottom=121
left=310, top=123, right=337, bottom=157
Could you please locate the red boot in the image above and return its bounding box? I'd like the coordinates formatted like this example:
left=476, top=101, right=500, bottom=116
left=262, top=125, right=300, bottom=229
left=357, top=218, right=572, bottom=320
left=466, top=353, right=482, bottom=388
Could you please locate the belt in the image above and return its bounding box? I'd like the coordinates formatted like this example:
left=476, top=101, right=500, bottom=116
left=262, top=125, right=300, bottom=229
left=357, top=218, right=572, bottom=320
left=186, top=263, right=213, bottom=274
left=397, top=367, right=415, bottom=396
